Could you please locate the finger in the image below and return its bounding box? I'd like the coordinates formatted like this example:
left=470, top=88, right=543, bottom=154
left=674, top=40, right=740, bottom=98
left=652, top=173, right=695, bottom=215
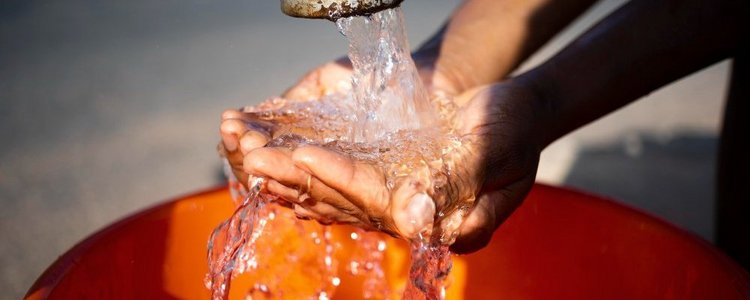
left=304, top=174, right=368, bottom=221
left=298, top=201, right=363, bottom=226
left=266, top=179, right=303, bottom=204
left=283, top=72, right=320, bottom=100
left=283, top=62, right=352, bottom=100
left=218, top=141, right=249, bottom=186
left=219, top=110, right=277, bottom=189
left=246, top=147, right=364, bottom=216
left=292, top=145, right=388, bottom=212
left=221, top=109, right=249, bottom=122
left=220, top=118, right=258, bottom=185
left=244, top=147, right=304, bottom=184
left=221, top=110, right=274, bottom=151
left=294, top=204, right=321, bottom=221
left=315, top=62, right=352, bottom=94
left=222, top=109, right=274, bottom=126
left=282, top=187, right=364, bottom=226
left=449, top=191, right=498, bottom=254
left=450, top=177, right=531, bottom=254
left=239, top=129, right=270, bottom=155
left=390, top=176, right=435, bottom=239
left=220, top=118, right=248, bottom=153
left=272, top=197, right=294, bottom=209
left=293, top=145, right=408, bottom=237
left=266, top=179, right=322, bottom=208
left=220, top=119, right=270, bottom=160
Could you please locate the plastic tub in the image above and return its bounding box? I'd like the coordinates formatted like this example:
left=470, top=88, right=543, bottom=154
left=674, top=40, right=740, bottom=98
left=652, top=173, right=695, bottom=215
left=26, top=184, right=750, bottom=299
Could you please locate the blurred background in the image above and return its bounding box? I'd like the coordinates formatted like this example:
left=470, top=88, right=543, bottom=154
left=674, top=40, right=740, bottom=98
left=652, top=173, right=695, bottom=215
left=0, top=0, right=728, bottom=297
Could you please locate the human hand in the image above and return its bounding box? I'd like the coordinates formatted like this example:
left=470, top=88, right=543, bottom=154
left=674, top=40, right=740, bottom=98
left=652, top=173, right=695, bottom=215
left=219, top=49, right=458, bottom=191
left=223, top=80, right=543, bottom=253
left=218, top=58, right=351, bottom=185
left=446, top=82, right=542, bottom=253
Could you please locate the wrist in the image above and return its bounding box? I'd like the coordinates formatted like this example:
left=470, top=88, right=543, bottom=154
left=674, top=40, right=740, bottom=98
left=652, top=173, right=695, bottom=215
left=412, top=45, right=468, bottom=96
left=412, top=26, right=488, bottom=96
left=510, top=71, right=561, bottom=152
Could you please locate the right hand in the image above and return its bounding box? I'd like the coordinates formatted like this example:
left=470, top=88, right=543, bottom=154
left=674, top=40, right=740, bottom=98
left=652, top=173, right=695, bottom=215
left=220, top=78, right=545, bottom=253
left=219, top=50, right=461, bottom=188
left=218, top=59, right=353, bottom=185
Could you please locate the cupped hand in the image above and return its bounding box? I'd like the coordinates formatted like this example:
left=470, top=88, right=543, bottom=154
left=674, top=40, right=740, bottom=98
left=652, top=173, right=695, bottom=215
left=218, top=59, right=352, bottom=187
left=446, top=82, right=542, bottom=253
left=219, top=51, right=455, bottom=190
left=220, top=56, right=542, bottom=252
left=256, top=82, right=542, bottom=253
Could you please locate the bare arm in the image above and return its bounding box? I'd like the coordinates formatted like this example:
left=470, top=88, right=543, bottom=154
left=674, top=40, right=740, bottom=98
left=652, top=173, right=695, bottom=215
left=414, top=0, right=599, bottom=94
left=519, top=0, right=747, bottom=149
left=450, top=0, right=747, bottom=252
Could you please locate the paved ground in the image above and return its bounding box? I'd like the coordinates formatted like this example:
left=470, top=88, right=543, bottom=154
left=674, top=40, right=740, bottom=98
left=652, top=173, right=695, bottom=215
left=0, top=0, right=728, bottom=297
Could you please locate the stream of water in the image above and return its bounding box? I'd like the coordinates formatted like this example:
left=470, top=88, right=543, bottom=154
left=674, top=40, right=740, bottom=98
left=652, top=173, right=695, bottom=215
left=206, top=7, right=469, bottom=300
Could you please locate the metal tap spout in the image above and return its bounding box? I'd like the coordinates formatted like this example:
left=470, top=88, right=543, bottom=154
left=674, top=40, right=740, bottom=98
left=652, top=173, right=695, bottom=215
left=280, top=0, right=404, bottom=20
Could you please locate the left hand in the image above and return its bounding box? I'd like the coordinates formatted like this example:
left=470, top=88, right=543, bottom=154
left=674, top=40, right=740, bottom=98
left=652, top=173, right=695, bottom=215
left=235, top=81, right=543, bottom=253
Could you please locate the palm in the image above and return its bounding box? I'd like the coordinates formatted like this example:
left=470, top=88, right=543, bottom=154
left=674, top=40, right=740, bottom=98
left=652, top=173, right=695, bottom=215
left=220, top=62, right=540, bottom=252
left=447, top=83, right=541, bottom=253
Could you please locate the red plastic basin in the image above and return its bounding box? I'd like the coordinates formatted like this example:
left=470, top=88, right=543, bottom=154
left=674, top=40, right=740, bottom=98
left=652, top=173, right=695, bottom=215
left=26, top=184, right=750, bottom=299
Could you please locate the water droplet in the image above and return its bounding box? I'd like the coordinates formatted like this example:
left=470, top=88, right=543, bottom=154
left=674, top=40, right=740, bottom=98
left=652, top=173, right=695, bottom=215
left=325, top=256, right=332, bottom=267
left=377, top=241, right=386, bottom=252
left=208, top=7, right=461, bottom=300
left=319, top=292, right=330, bottom=300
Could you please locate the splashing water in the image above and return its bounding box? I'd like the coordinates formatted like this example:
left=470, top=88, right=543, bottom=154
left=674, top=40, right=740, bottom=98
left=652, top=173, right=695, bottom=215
left=205, top=177, right=270, bottom=299
left=206, top=175, right=339, bottom=300
left=403, top=235, right=453, bottom=300
left=207, top=7, right=472, bottom=300
left=336, top=8, right=435, bottom=143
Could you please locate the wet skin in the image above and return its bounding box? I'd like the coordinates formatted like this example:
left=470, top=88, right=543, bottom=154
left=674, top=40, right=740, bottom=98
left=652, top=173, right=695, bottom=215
left=221, top=0, right=745, bottom=253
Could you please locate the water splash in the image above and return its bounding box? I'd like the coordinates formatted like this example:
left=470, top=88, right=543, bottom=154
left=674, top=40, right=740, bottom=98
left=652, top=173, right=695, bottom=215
left=205, top=177, right=271, bottom=300
left=206, top=173, right=339, bottom=300
left=403, top=235, right=453, bottom=300
left=336, top=8, right=435, bottom=143
left=207, top=7, right=469, bottom=300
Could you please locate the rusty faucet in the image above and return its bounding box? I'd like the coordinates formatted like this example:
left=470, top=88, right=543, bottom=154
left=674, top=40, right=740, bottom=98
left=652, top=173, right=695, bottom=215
left=280, top=0, right=404, bottom=20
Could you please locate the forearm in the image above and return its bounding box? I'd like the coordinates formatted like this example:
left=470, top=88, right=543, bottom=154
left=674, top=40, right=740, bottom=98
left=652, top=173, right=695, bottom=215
left=521, top=0, right=747, bottom=148
left=415, top=0, right=598, bottom=94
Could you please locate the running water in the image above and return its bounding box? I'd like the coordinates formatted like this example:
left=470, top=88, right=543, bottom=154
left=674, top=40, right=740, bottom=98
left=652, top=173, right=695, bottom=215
left=336, top=8, right=435, bottom=143
left=207, top=7, right=471, bottom=300
left=206, top=176, right=339, bottom=300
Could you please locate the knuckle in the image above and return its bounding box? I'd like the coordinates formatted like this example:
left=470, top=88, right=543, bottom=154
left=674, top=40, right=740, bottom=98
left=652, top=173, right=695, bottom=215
left=221, top=109, right=239, bottom=120
left=244, top=153, right=266, bottom=173
left=335, top=204, right=360, bottom=216
left=220, top=119, right=243, bottom=134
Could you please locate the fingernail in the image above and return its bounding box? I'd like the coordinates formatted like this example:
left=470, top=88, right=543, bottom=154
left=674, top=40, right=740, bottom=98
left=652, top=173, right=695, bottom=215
left=294, top=204, right=311, bottom=218
left=223, top=136, right=238, bottom=152
left=240, top=138, right=252, bottom=155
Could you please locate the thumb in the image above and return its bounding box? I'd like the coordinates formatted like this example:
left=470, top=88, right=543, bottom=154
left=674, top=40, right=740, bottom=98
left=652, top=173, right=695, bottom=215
left=448, top=191, right=500, bottom=254
left=449, top=180, right=529, bottom=254
left=390, top=176, right=436, bottom=239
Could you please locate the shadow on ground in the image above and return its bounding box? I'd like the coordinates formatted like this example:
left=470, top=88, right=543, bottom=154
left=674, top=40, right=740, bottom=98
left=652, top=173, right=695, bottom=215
left=562, top=131, right=718, bottom=241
